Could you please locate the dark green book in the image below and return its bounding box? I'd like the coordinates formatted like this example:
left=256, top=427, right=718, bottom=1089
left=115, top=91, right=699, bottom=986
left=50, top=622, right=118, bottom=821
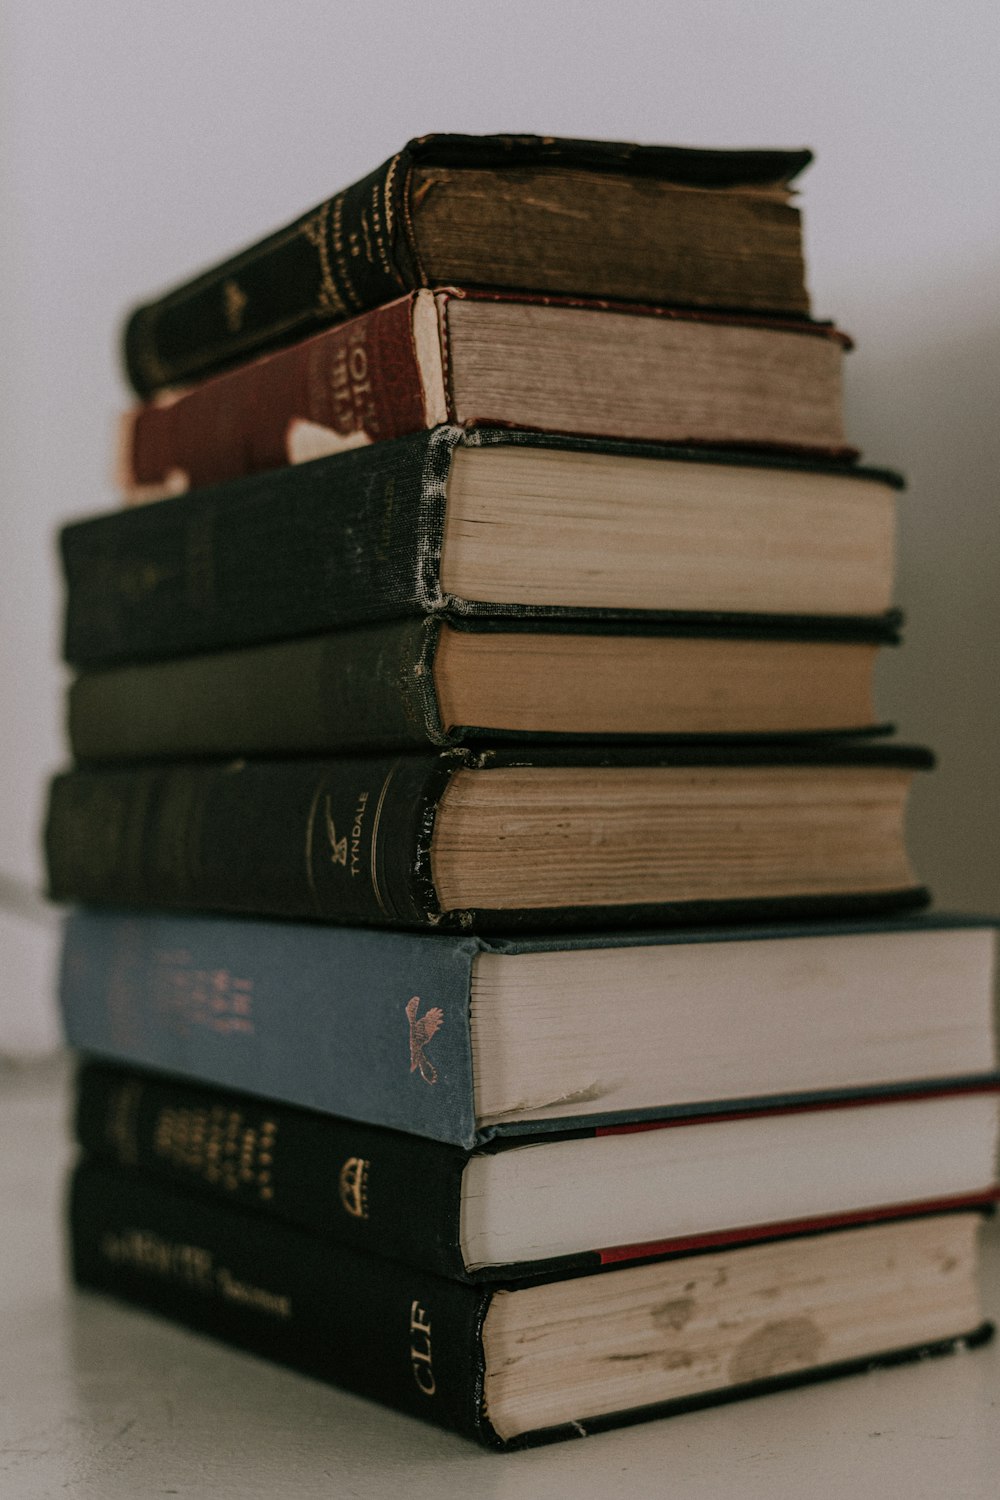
left=67, top=613, right=900, bottom=761
left=45, top=742, right=933, bottom=932
left=60, top=429, right=904, bottom=672
left=122, top=133, right=813, bottom=396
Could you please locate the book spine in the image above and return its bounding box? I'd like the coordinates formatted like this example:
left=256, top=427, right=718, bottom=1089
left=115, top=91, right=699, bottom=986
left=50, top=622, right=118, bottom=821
left=45, top=753, right=457, bottom=926
left=123, top=151, right=421, bottom=397
left=59, top=909, right=481, bottom=1145
left=75, top=1063, right=472, bottom=1279
left=61, top=428, right=452, bottom=669
left=68, top=619, right=449, bottom=762
left=122, top=295, right=434, bottom=500
left=71, top=1162, right=496, bottom=1443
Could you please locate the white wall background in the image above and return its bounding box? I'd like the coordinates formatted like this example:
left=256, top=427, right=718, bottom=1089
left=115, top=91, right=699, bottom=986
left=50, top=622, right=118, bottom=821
left=1, top=0, right=998, bottom=1052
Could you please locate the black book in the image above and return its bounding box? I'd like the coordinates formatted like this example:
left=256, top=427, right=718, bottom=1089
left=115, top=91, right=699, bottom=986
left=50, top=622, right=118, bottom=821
left=122, top=134, right=813, bottom=396
left=71, top=1162, right=992, bottom=1448
left=74, top=1061, right=1000, bottom=1283
left=45, top=742, right=933, bottom=932
left=59, top=431, right=904, bottom=672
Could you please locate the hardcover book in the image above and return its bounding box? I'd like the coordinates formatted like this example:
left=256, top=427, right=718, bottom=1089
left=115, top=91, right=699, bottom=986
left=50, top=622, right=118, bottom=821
left=58, top=910, right=996, bottom=1146
left=122, top=134, right=814, bottom=397
left=66, top=615, right=900, bottom=760
left=71, top=1167, right=993, bottom=1449
left=44, top=742, right=933, bottom=932
left=61, top=430, right=904, bottom=671
left=120, top=292, right=852, bottom=503
left=75, top=1062, right=1000, bottom=1281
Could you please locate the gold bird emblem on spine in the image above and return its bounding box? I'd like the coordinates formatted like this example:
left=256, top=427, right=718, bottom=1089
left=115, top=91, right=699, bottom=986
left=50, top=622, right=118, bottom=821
left=324, top=796, right=348, bottom=866
left=405, top=996, right=444, bottom=1085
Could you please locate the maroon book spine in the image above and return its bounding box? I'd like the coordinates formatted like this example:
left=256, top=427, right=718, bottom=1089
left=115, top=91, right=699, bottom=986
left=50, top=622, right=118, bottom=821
left=121, top=294, right=431, bottom=500
left=120, top=292, right=856, bottom=501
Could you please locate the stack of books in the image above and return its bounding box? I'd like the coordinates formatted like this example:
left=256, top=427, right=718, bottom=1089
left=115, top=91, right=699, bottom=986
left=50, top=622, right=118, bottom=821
left=47, top=134, right=998, bottom=1449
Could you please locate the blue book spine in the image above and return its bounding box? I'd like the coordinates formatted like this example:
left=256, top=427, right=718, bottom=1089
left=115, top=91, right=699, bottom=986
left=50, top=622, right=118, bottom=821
left=60, top=910, right=480, bottom=1148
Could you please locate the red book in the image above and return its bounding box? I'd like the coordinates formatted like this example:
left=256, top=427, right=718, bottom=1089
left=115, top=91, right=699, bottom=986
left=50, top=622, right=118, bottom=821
left=119, top=290, right=854, bottom=502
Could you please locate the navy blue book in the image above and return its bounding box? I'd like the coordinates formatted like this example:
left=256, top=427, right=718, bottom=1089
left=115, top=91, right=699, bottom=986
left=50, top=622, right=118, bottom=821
left=60, top=909, right=997, bottom=1149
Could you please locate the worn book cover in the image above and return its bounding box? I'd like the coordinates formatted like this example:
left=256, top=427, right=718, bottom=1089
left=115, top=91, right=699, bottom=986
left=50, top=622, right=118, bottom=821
left=66, top=613, right=901, bottom=761
left=61, top=429, right=904, bottom=671
left=120, top=291, right=853, bottom=501
left=44, top=742, right=933, bottom=933
left=58, top=909, right=994, bottom=1148
left=70, top=1163, right=994, bottom=1448
left=122, top=134, right=814, bottom=395
left=74, top=1061, right=1000, bottom=1282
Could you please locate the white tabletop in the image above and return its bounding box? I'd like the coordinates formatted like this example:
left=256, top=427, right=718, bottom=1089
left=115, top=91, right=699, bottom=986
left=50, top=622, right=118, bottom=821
left=3, top=1058, right=999, bottom=1500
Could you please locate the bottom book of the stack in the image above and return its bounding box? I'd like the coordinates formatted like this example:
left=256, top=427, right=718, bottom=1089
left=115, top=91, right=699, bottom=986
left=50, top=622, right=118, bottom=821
left=72, top=1163, right=993, bottom=1450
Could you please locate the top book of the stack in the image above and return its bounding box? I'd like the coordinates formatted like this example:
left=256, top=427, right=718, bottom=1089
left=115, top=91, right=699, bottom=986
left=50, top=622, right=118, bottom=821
left=122, top=133, right=813, bottom=397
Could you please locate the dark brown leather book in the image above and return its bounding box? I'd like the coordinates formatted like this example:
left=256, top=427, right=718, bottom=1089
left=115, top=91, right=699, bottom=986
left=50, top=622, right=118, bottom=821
left=122, top=134, right=813, bottom=396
